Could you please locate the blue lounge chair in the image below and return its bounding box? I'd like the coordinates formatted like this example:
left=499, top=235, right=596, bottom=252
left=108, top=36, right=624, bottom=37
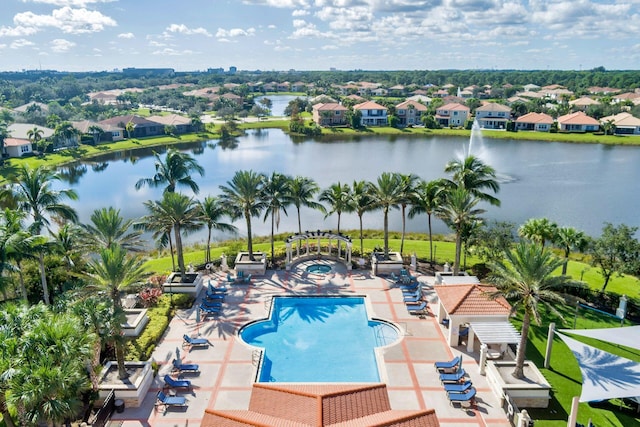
left=440, top=368, right=466, bottom=383
left=207, top=283, right=227, bottom=294
left=402, top=286, right=421, bottom=296
left=404, top=294, right=423, bottom=304
left=226, top=273, right=236, bottom=283
left=199, top=304, right=222, bottom=318
left=172, top=359, right=200, bottom=374
left=237, top=270, right=245, bottom=278
left=434, top=356, right=461, bottom=372
left=155, top=391, right=187, bottom=411
left=204, top=292, right=224, bottom=301
left=406, top=301, right=428, bottom=315
left=389, top=272, right=400, bottom=282
left=447, top=387, right=476, bottom=407
left=242, top=273, right=252, bottom=284
left=163, top=374, right=192, bottom=391
left=399, top=281, right=420, bottom=290
left=183, top=334, right=209, bottom=349
left=444, top=381, right=473, bottom=394
left=202, top=299, right=223, bottom=308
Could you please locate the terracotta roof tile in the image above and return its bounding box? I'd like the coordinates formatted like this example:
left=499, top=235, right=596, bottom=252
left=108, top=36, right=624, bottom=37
left=435, top=284, right=511, bottom=316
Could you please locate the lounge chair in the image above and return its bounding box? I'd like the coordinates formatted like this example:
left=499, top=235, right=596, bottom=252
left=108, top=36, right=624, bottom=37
left=447, top=387, right=476, bottom=407
left=172, top=359, right=200, bottom=374
left=225, top=273, right=236, bottom=284
left=399, top=281, right=420, bottom=291
left=183, top=334, right=209, bottom=349
left=444, top=381, right=473, bottom=394
left=434, top=356, right=461, bottom=372
left=242, top=273, right=252, bottom=284
left=155, top=391, right=187, bottom=411
left=163, top=374, right=192, bottom=391
left=199, top=304, right=222, bottom=317
left=204, top=292, right=225, bottom=302
left=440, top=368, right=466, bottom=383
left=389, top=272, right=400, bottom=282
left=202, top=299, right=223, bottom=308
left=406, top=301, right=428, bottom=315
left=404, top=294, right=423, bottom=304
left=207, top=283, right=227, bottom=294
left=402, top=287, right=421, bottom=296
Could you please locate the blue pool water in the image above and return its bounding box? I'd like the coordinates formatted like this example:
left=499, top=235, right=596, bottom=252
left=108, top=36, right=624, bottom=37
left=306, top=264, right=332, bottom=274
left=239, top=297, right=399, bottom=382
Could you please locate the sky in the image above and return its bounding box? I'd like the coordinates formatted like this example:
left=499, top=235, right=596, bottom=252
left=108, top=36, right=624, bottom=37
left=0, top=0, right=639, bottom=72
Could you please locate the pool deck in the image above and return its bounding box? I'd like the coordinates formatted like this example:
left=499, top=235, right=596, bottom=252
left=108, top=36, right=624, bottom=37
left=111, top=260, right=510, bottom=427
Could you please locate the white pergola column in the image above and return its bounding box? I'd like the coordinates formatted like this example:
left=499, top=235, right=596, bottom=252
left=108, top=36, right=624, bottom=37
left=467, top=327, right=475, bottom=352
left=286, top=241, right=292, bottom=270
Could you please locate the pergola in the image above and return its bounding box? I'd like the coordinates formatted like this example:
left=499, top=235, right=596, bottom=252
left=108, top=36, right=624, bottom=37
left=285, top=230, right=352, bottom=271
left=468, top=322, right=521, bottom=354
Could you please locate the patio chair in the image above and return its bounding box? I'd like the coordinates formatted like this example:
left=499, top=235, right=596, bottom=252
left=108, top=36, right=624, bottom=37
left=242, top=273, right=252, bottom=284
left=204, top=291, right=225, bottom=301
left=155, top=391, right=187, bottom=412
left=447, top=387, right=476, bottom=407
left=403, top=294, right=423, bottom=304
left=199, top=304, right=222, bottom=317
left=163, top=374, right=192, bottom=391
left=172, top=359, right=200, bottom=374
left=406, top=301, right=428, bottom=315
left=201, top=300, right=223, bottom=309
left=182, top=334, right=209, bottom=349
left=226, top=273, right=236, bottom=284
left=440, top=368, right=466, bottom=383
left=399, top=281, right=420, bottom=291
left=434, top=356, right=461, bottom=372
left=402, top=288, right=421, bottom=298
left=389, top=272, right=400, bottom=282
left=444, top=380, right=473, bottom=394
left=207, top=283, right=227, bottom=294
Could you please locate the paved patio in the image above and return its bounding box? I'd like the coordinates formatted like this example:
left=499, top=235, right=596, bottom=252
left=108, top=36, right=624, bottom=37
left=111, top=261, right=510, bottom=427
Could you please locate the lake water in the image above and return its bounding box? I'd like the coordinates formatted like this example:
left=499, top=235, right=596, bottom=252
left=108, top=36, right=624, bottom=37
left=56, top=128, right=640, bottom=244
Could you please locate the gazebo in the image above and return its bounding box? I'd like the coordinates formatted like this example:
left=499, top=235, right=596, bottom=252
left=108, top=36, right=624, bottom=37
left=284, top=230, right=352, bottom=271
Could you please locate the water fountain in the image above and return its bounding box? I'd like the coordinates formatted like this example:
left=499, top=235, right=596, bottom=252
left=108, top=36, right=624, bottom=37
left=468, top=119, right=484, bottom=157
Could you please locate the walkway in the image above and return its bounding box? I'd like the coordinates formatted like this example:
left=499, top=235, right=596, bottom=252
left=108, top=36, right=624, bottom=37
left=111, top=260, right=510, bottom=427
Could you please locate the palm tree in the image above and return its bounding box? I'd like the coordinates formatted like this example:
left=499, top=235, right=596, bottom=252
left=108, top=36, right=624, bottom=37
left=289, top=176, right=324, bottom=234
left=9, top=165, right=78, bottom=304
left=53, top=121, right=79, bottom=148
left=26, top=127, right=44, bottom=152
left=87, top=124, right=104, bottom=145
left=486, top=241, right=577, bottom=379
left=397, top=173, right=419, bottom=255
left=437, top=187, right=485, bottom=275
left=554, top=226, right=587, bottom=275
left=409, top=179, right=446, bottom=266
left=262, top=172, right=292, bottom=264
left=0, top=209, right=34, bottom=300
left=319, top=182, right=353, bottom=233
left=444, top=155, right=501, bottom=206
left=142, top=192, right=201, bottom=280
left=219, top=170, right=267, bottom=261
left=349, top=180, right=375, bottom=255
left=368, top=173, right=404, bottom=260
left=81, top=207, right=144, bottom=252
left=190, top=114, right=204, bottom=132
left=198, top=196, right=237, bottom=263
left=135, top=208, right=176, bottom=271
left=519, top=217, right=558, bottom=248
left=82, top=245, right=147, bottom=380
left=125, top=121, right=135, bottom=139
left=135, top=148, right=205, bottom=194
left=0, top=121, right=9, bottom=166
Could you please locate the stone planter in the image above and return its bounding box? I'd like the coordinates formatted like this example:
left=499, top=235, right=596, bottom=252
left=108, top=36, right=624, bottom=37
left=122, top=309, right=149, bottom=337
left=486, top=360, right=551, bottom=408
left=163, top=272, right=203, bottom=296
left=235, top=252, right=267, bottom=275
left=97, top=361, right=154, bottom=408
left=371, top=251, right=403, bottom=275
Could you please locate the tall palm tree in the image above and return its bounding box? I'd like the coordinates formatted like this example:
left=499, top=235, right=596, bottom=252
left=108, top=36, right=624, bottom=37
left=26, top=126, right=44, bottom=151
left=444, top=155, right=501, bottom=206
left=0, top=209, right=33, bottom=300
left=81, top=207, right=144, bottom=252
left=486, top=241, right=577, bottom=379
left=82, top=245, right=147, bottom=380
left=519, top=217, right=558, bottom=248
left=262, top=172, right=293, bottom=264
left=397, top=173, right=419, bottom=255
left=87, top=124, right=104, bottom=145
left=9, top=165, right=78, bottom=304
left=135, top=148, right=205, bottom=194
left=142, top=192, right=201, bottom=280
left=409, top=179, right=446, bottom=266
left=53, top=121, right=79, bottom=148
left=319, top=182, right=353, bottom=234
left=219, top=170, right=267, bottom=260
left=0, top=121, right=9, bottom=166
left=190, top=114, right=204, bottom=132
left=135, top=210, right=176, bottom=271
left=289, top=176, right=324, bottom=234
left=368, top=173, right=403, bottom=260
left=437, top=187, right=485, bottom=275
left=349, top=180, right=375, bottom=255
left=125, top=121, right=135, bottom=139
left=198, top=196, right=237, bottom=263
left=554, top=226, right=587, bottom=275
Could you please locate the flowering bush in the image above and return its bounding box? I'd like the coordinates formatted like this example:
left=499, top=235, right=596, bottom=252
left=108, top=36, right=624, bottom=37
left=139, top=287, right=163, bottom=307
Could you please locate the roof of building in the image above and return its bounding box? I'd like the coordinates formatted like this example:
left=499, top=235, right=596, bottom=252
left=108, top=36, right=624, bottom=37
left=476, top=102, right=511, bottom=112
left=436, top=102, right=470, bottom=112
left=7, top=123, right=54, bottom=139
left=71, top=119, right=122, bottom=133
left=3, top=137, right=30, bottom=147
left=515, top=112, right=554, bottom=124
left=13, top=101, right=49, bottom=113
left=313, top=103, right=348, bottom=112
left=434, top=284, right=511, bottom=316
left=395, top=100, right=428, bottom=111
left=353, top=100, right=387, bottom=111
left=569, top=97, right=600, bottom=106
left=557, top=111, right=600, bottom=125
left=147, top=114, right=192, bottom=126
left=98, top=114, right=160, bottom=127
left=601, top=112, right=640, bottom=127
left=345, top=94, right=365, bottom=101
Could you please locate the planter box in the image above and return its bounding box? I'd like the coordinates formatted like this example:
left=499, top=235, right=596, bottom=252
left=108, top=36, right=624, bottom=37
left=98, top=361, right=154, bottom=408
left=235, top=252, right=267, bottom=275
left=163, top=272, right=203, bottom=296
left=371, top=252, right=403, bottom=275
left=486, top=360, right=551, bottom=408
left=122, top=309, right=149, bottom=337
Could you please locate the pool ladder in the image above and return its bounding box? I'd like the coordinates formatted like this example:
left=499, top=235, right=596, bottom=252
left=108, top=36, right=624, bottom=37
left=252, top=349, right=262, bottom=366
left=264, top=297, right=273, bottom=312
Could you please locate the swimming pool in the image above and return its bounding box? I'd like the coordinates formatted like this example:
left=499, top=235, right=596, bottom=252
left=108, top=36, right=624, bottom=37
left=239, top=296, right=400, bottom=382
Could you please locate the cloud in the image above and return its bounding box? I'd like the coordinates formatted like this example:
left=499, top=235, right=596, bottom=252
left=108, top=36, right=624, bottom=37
left=152, top=48, right=195, bottom=56
left=10, top=38, right=35, bottom=49
left=292, top=9, right=309, bottom=16
left=13, top=7, right=117, bottom=34
left=51, top=38, right=75, bottom=52
left=0, top=25, right=39, bottom=37
left=118, top=32, right=134, bottom=39
left=22, top=0, right=116, bottom=5
left=216, top=27, right=256, bottom=38
left=165, top=24, right=212, bottom=37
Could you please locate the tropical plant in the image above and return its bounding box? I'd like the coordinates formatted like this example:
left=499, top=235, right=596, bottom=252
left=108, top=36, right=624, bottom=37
left=486, top=241, right=578, bottom=379
left=367, top=173, right=404, bottom=260
left=319, top=182, right=353, bottom=234
left=589, top=223, right=640, bottom=291
left=26, top=126, right=44, bottom=151
left=409, top=179, right=446, bottom=265
left=53, top=121, right=79, bottom=148
left=262, top=172, right=292, bottom=264
left=553, top=226, right=587, bottom=275
left=81, top=207, right=144, bottom=252
left=87, top=124, right=104, bottom=145
left=289, top=176, right=324, bottom=234
left=397, top=173, right=419, bottom=255
left=198, top=196, right=237, bottom=263
left=125, top=121, right=135, bottom=139
left=135, top=148, right=205, bottom=194
left=0, top=121, right=9, bottom=165
left=444, top=155, right=501, bottom=207
left=349, top=180, right=375, bottom=255
left=518, top=217, right=558, bottom=248
left=219, top=170, right=267, bottom=261
left=190, top=114, right=204, bottom=132
left=135, top=204, right=176, bottom=271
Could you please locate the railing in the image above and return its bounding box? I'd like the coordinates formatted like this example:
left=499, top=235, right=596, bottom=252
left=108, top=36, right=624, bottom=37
left=502, top=392, right=520, bottom=427
left=88, top=389, right=115, bottom=427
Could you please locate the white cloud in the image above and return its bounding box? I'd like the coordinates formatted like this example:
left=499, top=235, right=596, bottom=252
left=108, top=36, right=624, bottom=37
left=165, top=24, right=212, bottom=37
left=0, top=25, right=39, bottom=37
left=22, top=0, right=116, bottom=5
left=10, top=38, right=35, bottom=49
left=13, top=7, right=117, bottom=34
left=118, top=32, right=134, bottom=39
left=215, top=27, right=256, bottom=38
left=152, top=48, right=194, bottom=56
left=51, top=38, right=75, bottom=52
left=292, top=9, right=309, bottom=16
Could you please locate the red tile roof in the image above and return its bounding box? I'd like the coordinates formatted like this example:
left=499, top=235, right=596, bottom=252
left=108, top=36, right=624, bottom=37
left=515, top=112, right=554, bottom=124
left=435, top=284, right=511, bottom=316
left=557, top=111, right=600, bottom=126
left=353, top=100, right=387, bottom=111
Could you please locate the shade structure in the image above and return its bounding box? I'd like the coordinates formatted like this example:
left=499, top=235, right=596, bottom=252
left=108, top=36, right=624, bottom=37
left=559, top=325, right=640, bottom=351
left=469, top=321, right=521, bottom=345
left=557, top=332, right=640, bottom=402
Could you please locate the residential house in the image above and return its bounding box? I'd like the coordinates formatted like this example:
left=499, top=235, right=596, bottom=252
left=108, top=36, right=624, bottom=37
left=388, top=85, right=406, bottom=96
left=432, top=89, right=449, bottom=98
left=276, top=82, right=290, bottom=92
left=355, top=82, right=381, bottom=97
left=221, top=92, right=243, bottom=107
left=523, top=84, right=541, bottom=92
left=310, top=95, right=337, bottom=105
left=2, top=138, right=33, bottom=158
left=13, top=101, right=49, bottom=114
left=98, top=115, right=163, bottom=138
left=312, top=103, right=348, bottom=126
left=344, top=94, right=365, bottom=103
left=569, top=97, right=600, bottom=110
left=7, top=123, right=54, bottom=140
left=600, top=112, right=640, bottom=135
left=435, top=103, right=470, bottom=127
left=557, top=111, right=600, bottom=132
left=290, top=82, right=307, bottom=92
left=515, top=112, right=554, bottom=132
left=612, top=92, right=640, bottom=104
left=588, top=86, right=620, bottom=94
left=148, top=114, right=193, bottom=134
left=71, top=120, right=124, bottom=143
left=407, top=95, right=431, bottom=105
left=353, top=100, right=388, bottom=126
left=475, top=103, right=511, bottom=129
left=371, top=87, right=388, bottom=97
left=395, top=100, right=428, bottom=126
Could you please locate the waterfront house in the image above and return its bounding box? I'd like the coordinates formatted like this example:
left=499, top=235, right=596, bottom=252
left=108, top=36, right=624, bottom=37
left=312, top=103, right=348, bottom=126
left=148, top=114, right=193, bottom=134
left=72, top=120, right=124, bottom=143
left=600, top=112, right=640, bottom=135
left=569, top=97, right=600, bottom=110
left=435, top=102, right=470, bottom=127
left=353, top=100, right=388, bottom=126
left=2, top=138, right=33, bottom=158
left=557, top=111, right=600, bottom=132
left=99, top=115, right=163, bottom=138
left=475, top=103, right=511, bottom=129
left=395, top=100, right=428, bottom=126
left=515, top=112, right=554, bottom=132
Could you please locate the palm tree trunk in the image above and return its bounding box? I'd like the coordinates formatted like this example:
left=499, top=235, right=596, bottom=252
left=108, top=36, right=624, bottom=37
left=270, top=212, right=275, bottom=265
left=383, top=208, right=389, bottom=260
left=400, top=205, right=406, bottom=255
left=337, top=212, right=341, bottom=234
left=245, top=211, right=254, bottom=260
left=513, top=311, right=531, bottom=379
left=0, top=390, right=17, bottom=427
left=297, top=206, right=302, bottom=234
left=428, top=214, right=434, bottom=266
left=359, top=214, right=364, bottom=255
left=174, top=224, right=186, bottom=281
left=168, top=232, right=176, bottom=272
left=453, top=229, right=462, bottom=276
left=17, top=261, right=27, bottom=302
left=562, top=249, right=570, bottom=275
left=206, top=226, right=212, bottom=263
left=38, top=252, right=50, bottom=305
left=111, top=294, right=128, bottom=380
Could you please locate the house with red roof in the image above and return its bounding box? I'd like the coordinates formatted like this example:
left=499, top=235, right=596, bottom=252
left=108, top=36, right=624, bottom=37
left=312, top=103, right=348, bottom=126
left=2, top=138, right=33, bottom=158
left=515, top=112, right=554, bottom=132
left=353, top=100, right=388, bottom=126
left=557, top=111, right=600, bottom=132
left=395, top=99, right=427, bottom=127
left=98, top=115, right=164, bottom=138
left=475, top=102, right=511, bottom=129
left=435, top=102, right=470, bottom=127
left=600, top=112, right=640, bottom=135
